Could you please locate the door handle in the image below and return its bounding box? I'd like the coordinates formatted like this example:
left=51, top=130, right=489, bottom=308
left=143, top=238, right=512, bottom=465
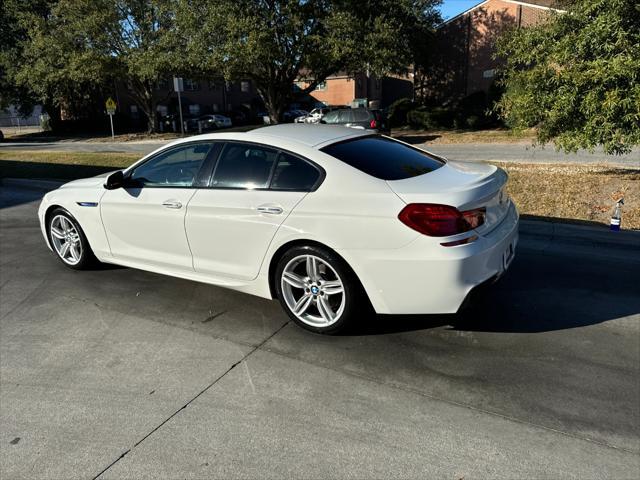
left=257, top=205, right=283, bottom=215
left=162, top=200, right=182, bottom=209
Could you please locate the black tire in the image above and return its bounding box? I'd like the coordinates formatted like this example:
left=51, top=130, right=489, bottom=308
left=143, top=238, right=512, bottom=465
left=274, top=245, right=370, bottom=334
left=47, top=207, right=97, bottom=270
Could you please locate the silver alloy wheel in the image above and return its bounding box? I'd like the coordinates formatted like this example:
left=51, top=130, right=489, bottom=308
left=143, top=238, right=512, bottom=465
left=281, top=254, right=346, bottom=327
left=50, top=214, right=83, bottom=265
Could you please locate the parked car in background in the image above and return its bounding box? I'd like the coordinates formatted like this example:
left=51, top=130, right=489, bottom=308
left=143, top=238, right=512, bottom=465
left=303, top=106, right=348, bottom=124
left=284, top=109, right=308, bottom=123
left=320, top=108, right=390, bottom=134
left=38, top=125, right=518, bottom=334
left=197, top=114, right=232, bottom=130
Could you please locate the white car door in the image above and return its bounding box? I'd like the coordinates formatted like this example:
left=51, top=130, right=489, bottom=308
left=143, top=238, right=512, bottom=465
left=186, top=142, right=323, bottom=281
left=100, top=141, right=217, bottom=270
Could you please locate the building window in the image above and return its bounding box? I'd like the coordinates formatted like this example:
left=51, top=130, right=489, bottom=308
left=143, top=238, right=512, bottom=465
left=130, top=105, right=139, bottom=119
left=188, top=104, right=200, bottom=115
left=212, top=103, right=220, bottom=113
left=483, top=69, right=495, bottom=79
left=241, top=80, right=251, bottom=93
left=156, top=105, right=168, bottom=116
left=184, top=79, right=200, bottom=91
left=208, top=80, right=221, bottom=91
left=315, top=81, right=327, bottom=91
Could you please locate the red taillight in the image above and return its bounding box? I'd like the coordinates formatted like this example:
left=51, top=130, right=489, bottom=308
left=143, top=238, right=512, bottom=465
left=398, top=204, right=486, bottom=237
left=370, top=119, right=377, bottom=128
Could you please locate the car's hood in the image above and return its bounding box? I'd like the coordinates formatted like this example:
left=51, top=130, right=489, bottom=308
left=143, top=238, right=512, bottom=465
left=59, top=171, right=116, bottom=189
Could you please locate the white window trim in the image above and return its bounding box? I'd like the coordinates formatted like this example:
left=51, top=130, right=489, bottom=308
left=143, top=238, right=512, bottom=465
left=504, top=0, right=566, bottom=12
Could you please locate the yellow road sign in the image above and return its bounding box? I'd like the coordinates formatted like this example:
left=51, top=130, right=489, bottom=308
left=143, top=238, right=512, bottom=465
left=105, top=97, right=117, bottom=113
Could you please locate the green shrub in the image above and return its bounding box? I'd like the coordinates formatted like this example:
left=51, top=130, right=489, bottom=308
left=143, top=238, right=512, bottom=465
left=466, top=115, right=482, bottom=129
left=407, top=106, right=454, bottom=130
left=387, top=98, right=415, bottom=127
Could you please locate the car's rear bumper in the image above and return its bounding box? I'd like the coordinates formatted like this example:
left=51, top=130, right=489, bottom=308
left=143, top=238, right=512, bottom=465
left=338, top=203, right=519, bottom=314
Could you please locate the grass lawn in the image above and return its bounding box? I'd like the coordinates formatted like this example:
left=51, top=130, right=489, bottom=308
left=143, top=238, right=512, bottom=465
left=1, top=150, right=638, bottom=229
left=496, top=162, right=638, bottom=230
left=0, top=150, right=139, bottom=180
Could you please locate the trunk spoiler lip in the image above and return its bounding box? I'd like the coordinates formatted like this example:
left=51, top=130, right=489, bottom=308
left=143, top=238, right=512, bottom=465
left=385, top=162, right=507, bottom=205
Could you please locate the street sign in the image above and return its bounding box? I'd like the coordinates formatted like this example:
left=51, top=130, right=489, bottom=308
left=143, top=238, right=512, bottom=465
left=105, top=97, right=117, bottom=115
left=105, top=97, right=116, bottom=139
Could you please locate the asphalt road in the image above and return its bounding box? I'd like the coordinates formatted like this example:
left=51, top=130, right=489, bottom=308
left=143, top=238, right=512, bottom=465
left=1, top=137, right=639, bottom=167
left=1, top=184, right=639, bottom=479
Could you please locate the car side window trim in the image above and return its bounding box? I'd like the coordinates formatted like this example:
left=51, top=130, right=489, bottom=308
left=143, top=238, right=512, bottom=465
left=125, top=141, right=220, bottom=189
left=204, top=140, right=325, bottom=192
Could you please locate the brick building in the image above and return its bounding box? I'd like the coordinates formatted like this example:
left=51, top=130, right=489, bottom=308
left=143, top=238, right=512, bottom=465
left=419, top=0, right=565, bottom=104
left=116, top=70, right=413, bottom=130
left=297, top=72, right=414, bottom=109
left=116, top=77, right=263, bottom=130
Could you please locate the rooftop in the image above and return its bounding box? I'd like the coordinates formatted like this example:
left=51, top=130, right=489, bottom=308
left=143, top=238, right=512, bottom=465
left=247, top=124, right=370, bottom=148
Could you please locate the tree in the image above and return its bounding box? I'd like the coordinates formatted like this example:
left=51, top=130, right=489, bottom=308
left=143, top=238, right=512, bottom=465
left=0, top=0, right=56, bottom=116
left=495, top=0, right=640, bottom=155
left=16, top=0, right=178, bottom=132
left=176, top=0, right=440, bottom=123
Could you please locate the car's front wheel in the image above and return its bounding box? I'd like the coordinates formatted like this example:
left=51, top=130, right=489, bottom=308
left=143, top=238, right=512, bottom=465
left=275, top=245, right=366, bottom=334
left=47, top=208, right=96, bottom=270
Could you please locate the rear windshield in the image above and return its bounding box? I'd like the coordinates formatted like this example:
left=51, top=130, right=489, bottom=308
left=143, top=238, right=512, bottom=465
left=321, top=135, right=444, bottom=180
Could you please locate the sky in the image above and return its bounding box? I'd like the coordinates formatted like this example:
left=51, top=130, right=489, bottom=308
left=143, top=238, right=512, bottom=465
left=439, top=0, right=482, bottom=20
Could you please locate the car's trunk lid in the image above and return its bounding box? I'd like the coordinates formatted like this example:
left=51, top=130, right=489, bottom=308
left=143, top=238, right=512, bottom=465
left=386, top=161, right=510, bottom=234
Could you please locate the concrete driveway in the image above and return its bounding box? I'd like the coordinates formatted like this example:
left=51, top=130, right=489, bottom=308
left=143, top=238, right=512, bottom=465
left=1, top=184, right=639, bottom=479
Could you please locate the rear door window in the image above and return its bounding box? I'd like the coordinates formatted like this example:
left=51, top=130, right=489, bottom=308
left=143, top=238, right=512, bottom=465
left=321, top=136, right=444, bottom=180
left=270, top=152, right=321, bottom=191
left=211, top=143, right=278, bottom=189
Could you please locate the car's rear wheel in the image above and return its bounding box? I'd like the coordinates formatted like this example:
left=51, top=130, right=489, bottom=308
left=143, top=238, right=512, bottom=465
left=47, top=208, right=96, bottom=270
left=275, top=245, right=366, bottom=334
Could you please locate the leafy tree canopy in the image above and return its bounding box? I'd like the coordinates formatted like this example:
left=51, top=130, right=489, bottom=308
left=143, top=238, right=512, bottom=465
left=495, top=0, right=640, bottom=155
left=0, top=0, right=55, bottom=115
left=175, top=0, right=440, bottom=122
left=14, top=0, right=178, bottom=132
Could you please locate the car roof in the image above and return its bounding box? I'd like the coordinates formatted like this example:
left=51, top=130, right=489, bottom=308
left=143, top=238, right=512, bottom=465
left=246, top=124, right=371, bottom=148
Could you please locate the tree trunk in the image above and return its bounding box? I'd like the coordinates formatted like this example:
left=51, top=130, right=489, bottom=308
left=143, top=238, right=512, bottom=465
left=141, top=94, right=157, bottom=134
left=43, top=101, right=62, bottom=132
left=130, top=81, right=158, bottom=134
left=259, top=84, right=289, bottom=124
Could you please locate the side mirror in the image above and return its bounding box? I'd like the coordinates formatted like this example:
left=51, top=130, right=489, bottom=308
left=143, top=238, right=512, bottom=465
left=104, top=170, right=125, bottom=190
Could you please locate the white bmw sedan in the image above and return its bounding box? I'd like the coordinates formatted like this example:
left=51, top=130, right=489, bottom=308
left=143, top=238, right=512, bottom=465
left=38, top=125, right=518, bottom=333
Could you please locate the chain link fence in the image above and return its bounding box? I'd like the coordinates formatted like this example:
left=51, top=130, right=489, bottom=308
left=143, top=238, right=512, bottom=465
left=0, top=114, right=49, bottom=137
